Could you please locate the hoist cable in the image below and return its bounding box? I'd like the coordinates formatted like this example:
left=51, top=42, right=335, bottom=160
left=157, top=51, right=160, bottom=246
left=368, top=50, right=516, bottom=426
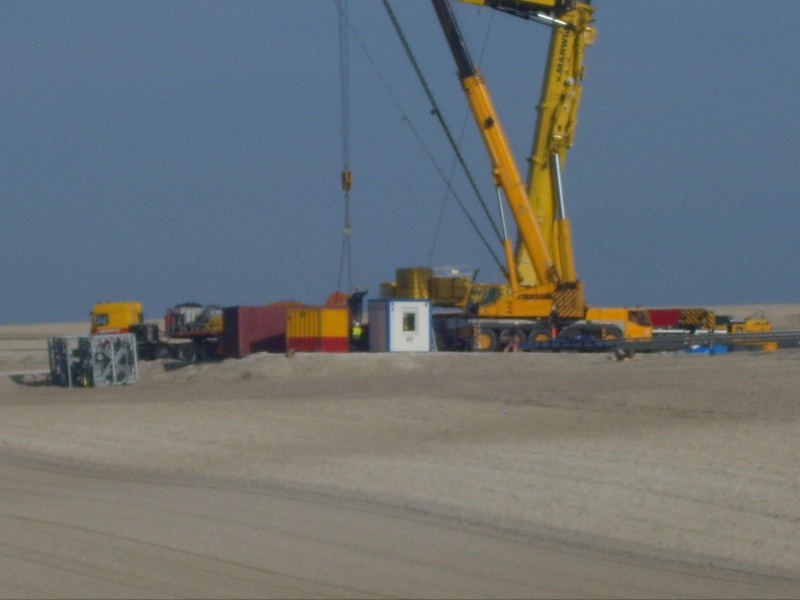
left=428, top=9, right=497, bottom=266
left=402, top=114, right=507, bottom=277
left=381, top=1, right=507, bottom=258
left=334, top=0, right=507, bottom=276
left=335, top=0, right=353, bottom=293
left=382, top=0, right=504, bottom=246
left=427, top=115, right=468, bottom=267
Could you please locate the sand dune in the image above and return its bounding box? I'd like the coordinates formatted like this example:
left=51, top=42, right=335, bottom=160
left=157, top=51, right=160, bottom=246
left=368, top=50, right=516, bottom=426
left=0, top=307, right=799, bottom=597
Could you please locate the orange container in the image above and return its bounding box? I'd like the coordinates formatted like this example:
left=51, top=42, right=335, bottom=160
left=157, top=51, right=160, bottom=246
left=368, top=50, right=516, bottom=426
left=286, top=307, right=349, bottom=352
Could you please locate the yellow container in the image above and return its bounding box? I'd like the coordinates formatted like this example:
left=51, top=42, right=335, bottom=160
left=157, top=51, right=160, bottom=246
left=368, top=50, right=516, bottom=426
left=430, top=276, right=470, bottom=307
left=286, top=307, right=349, bottom=352
left=395, top=267, right=432, bottom=299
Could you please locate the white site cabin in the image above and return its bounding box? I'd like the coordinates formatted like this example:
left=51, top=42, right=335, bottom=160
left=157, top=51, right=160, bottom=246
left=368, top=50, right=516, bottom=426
left=368, top=299, right=432, bottom=352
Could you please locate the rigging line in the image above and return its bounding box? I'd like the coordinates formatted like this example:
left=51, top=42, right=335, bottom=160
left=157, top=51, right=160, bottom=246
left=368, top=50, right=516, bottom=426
left=336, top=0, right=353, bottom=293
left=381, top=0, right=505, bottom=248
left=428, top=8, right=497, bottom=266
left=333, top=0, right=507, bottom=276
left=338, top=0, right=351, bottom=171
left=427, top=109, right=473, bottom=267
left=337, top=202, right=352, bottom=292
left=401, top=116, right=508, bottom=276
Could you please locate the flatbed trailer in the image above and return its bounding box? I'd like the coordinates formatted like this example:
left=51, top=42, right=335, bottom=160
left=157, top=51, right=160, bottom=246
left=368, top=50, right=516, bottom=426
left=522, top=330, right=800, bottom=356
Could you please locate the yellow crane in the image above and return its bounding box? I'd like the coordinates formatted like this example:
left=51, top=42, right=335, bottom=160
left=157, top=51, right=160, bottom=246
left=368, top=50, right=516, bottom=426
left=426, top=0, right=651, bottom=349
left=454, top=0, right=593, bottom=289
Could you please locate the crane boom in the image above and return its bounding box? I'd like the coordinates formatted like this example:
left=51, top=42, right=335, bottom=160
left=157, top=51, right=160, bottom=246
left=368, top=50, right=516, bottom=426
left=453, top=0, right=595, bottom=288
left=520, top=1, right=594, bottom=286
left=431, top=0, right=559, bottom=291
left=431, top=0, right=587, bottom=318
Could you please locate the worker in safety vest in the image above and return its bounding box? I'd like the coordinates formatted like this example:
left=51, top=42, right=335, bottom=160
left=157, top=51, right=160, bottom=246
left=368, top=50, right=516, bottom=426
left=351, top=322, right=363, bottom=350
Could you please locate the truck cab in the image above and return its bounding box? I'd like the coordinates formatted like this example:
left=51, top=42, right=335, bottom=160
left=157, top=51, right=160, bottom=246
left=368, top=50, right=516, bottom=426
left=90, top=301, right=143, bottom=334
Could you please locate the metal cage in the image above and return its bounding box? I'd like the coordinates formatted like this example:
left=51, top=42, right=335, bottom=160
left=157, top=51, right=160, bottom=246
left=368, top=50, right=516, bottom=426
left=47, top=334, right=139, bottom=387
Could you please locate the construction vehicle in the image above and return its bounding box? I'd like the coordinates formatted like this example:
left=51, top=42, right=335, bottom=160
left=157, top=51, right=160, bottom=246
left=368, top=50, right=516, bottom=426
left=90, top=301, right=223, bottom=361
left=647, top=307, right=771, bottom=335
left=389, top=0, right=651, bottom=351
left=162, top=303, right=224, bottom=361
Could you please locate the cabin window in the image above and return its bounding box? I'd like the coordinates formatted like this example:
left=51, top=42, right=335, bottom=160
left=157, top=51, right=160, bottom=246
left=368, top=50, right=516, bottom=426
left=402, top=311, right=417, bottom=333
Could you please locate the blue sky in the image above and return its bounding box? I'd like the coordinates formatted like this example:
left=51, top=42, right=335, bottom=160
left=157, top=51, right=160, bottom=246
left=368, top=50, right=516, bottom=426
left=2, top=1, right=798, bottom=325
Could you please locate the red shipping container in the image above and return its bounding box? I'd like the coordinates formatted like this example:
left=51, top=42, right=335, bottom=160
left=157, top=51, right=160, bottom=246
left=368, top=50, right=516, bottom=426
left=222, top=302, right=303, bottom=357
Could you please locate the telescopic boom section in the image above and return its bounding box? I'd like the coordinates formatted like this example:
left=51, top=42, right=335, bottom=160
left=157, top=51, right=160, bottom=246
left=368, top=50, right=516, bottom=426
left=520, top=0, right=594, bottom=287
left=431, top=0, right=560, bottom=290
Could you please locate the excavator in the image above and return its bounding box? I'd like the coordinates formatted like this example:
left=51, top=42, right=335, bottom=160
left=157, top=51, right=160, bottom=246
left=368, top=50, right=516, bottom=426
left=419, top=0, right=652, bottom=350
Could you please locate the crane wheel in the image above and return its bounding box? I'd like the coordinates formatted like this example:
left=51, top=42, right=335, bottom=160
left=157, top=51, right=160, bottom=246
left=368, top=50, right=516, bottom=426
left=528, top=327, right=552, bottom=343
left=472, top=329, right=498, bottom=352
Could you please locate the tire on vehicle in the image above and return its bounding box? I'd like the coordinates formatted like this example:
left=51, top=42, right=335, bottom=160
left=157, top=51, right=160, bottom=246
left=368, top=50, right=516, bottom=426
left=528, top=326, right=552, bottom=343
left=153, top=343, right=172, bottom=360
left=472, top=328, right=498, bottom=352
left=176, top=343, right=197, bottom=363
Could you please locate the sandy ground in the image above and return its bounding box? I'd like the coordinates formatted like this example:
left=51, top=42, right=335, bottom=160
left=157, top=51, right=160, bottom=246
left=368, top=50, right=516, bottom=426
left=1, top=305, right=799, bottom=598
